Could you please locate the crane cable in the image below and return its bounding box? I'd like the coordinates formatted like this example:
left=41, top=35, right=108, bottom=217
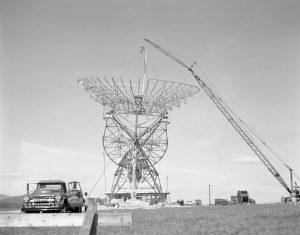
left=117, top=48, right=140, bottom=79
left=88, top=151, right=110, bottom=196
left=146, top=39, right=299, bottom=193
left=148, top=56, right=161, bottom=80
left=155, top=43, right=294, bottom=178
left=193, top=64, right=300, bottom=182
left=239, top=118, right=300, bottom=183
left=117, top=40, right=161, bottom=80
left=161, top=45, right=195, bottom=65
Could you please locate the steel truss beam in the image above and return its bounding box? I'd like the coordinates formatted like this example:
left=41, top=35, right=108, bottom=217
left=104, top=111, right=167, bottom=200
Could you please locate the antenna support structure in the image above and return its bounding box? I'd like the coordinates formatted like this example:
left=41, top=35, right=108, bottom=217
left=78, top=46, right=199, bottom=202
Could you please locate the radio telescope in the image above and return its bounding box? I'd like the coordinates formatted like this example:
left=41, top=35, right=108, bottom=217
left=78, top=47, right=200, bottom=202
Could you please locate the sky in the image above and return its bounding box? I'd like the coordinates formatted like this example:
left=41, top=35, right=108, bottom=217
left=1, top=0, right=300, bottom=204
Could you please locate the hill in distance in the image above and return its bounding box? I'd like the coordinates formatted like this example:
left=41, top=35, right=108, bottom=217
left=0, top=194, right=10, bottom=200
left=0, top=195, right=23, bottom=210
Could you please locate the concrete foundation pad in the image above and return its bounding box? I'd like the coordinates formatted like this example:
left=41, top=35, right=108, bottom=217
left=0, top=213, right=85, bottom=227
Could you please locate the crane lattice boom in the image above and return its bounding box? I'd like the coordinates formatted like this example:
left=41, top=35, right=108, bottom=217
left=145, top=38, right=292, bottom=195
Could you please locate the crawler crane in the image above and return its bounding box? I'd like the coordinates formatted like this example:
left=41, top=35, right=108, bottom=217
left=145, top=38, right=299, bottom=201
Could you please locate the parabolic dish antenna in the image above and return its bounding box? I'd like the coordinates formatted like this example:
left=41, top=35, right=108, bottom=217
left=78, top=47, right=200, bottom=201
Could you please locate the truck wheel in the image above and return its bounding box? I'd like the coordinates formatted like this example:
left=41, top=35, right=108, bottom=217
left=76, top=207, right=82, bottom=213
left=61, top=202, right=67, bottom=213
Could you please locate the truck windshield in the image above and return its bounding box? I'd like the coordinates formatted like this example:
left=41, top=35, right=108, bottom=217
left=68, top=182, right=80, bottom=190
left=37, top=183, right=63, bottom=190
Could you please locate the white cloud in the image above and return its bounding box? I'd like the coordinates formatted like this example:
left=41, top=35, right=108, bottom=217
left=0, top=170, right=31, bottom=177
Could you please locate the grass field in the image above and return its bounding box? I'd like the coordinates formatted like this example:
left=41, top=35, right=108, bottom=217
left=0, top=204, right=299, bottom=234
left=98, top=204, right=300, bottom=235
left=0, top=196, right=22, bottom=211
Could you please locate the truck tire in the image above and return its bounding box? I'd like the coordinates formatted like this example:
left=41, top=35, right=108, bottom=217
left=61, top=201, right=68, bottom=213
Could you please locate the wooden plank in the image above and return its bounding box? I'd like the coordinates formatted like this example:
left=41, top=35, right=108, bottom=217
left=0, top=213, right=85, bottom=227
left=98, top=212, right=132, bottom=226
left=79, top=198, right=97, bottom=235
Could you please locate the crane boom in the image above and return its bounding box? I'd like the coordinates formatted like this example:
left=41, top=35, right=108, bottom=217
left=145, top=38, right=292, bottom=195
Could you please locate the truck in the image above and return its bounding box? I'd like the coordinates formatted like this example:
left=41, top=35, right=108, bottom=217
left=215, top=198, right=229, bottom=206
left=185, top=200, right=193, bottom=206
left=21, top=179, right=85, bottom=213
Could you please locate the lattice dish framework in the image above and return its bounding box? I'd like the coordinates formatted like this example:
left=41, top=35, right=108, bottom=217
left=78, top=56, right=200, bottom=201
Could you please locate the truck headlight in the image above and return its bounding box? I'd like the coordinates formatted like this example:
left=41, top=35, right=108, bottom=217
left=23, top=195, right=30, bottom=202
left=54, top=194, right=61, bottom=200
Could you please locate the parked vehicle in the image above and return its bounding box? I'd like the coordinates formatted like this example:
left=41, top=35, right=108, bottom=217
left=215, top=198, right=229, bottom=206
left=185, top=200, right=193, bottom=206
left=21, top=180, right=85, bottom=213
left=21, top=180, right=69, bottom=213
left=176, top=199, right=184, bottom=206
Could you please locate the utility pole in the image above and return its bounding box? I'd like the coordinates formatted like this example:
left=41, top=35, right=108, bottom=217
left=208, top=184, right=212, bottom=205
left=166, top=176, right=169, bottom=203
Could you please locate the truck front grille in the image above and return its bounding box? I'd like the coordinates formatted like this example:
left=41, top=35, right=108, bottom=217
left=29, top=197, right=57, bottom=208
